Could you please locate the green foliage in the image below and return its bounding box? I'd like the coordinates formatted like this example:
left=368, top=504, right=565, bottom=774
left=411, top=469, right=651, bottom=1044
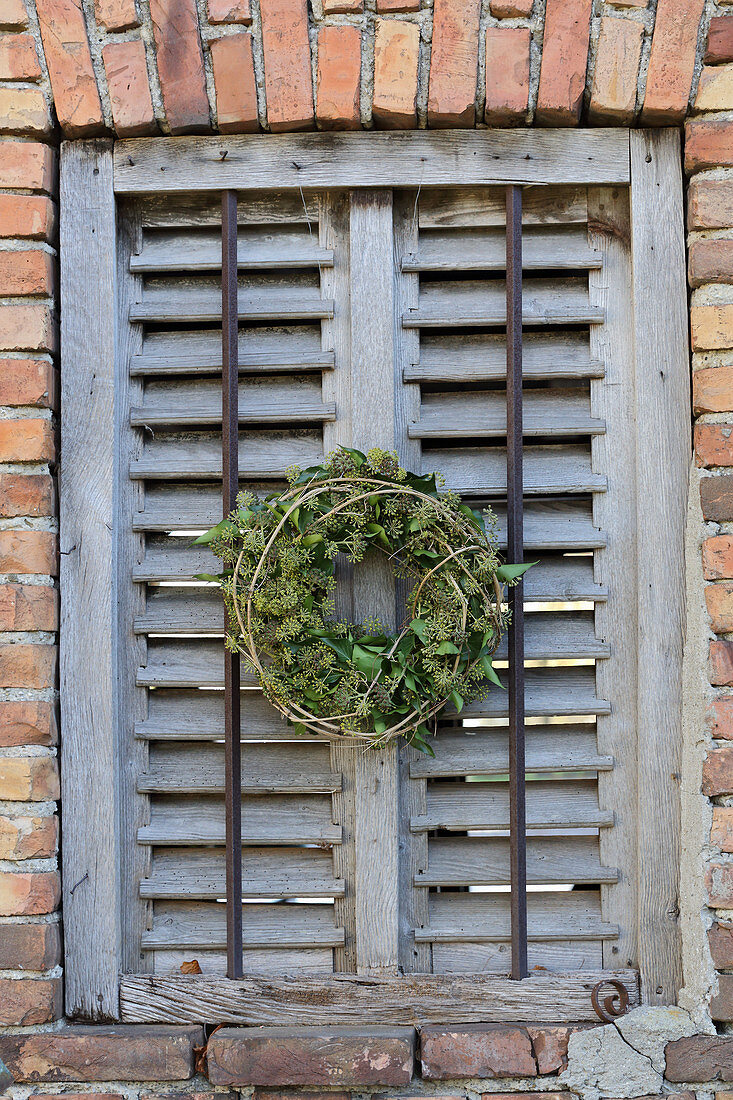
left=199, top=447, right=526, bottom=751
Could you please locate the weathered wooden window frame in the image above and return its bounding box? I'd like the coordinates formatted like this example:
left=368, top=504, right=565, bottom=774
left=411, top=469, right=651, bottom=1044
left=59, top=129, right=689, bottom=1023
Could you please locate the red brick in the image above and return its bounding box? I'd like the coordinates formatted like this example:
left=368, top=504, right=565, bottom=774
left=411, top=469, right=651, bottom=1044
left=0, top=870, right=59, bottom=915
left=253, top=1093, right=349, bottom=1100
left=0, top=813, right=58, bottom=858
left=696, top=423, right=733, bottom=467
left=149, top=0, right=210, bottom=133
left=588, top=16, right=643, bottom=124
left=482, top=1095, right=573, bottom=1100
left=712, top=807, right=733, bottom=851
left=704, top=744, right=733, bottom=795
left=0, top=645, right=57, bottom=689
left=706, top=582, right=733, bottom=633
left=686, top=119, right=733, bottom=174
left=708, top=695, right=733, bottom=736
left=373, top=18, right=419, bottom=129
left=0, top=701, right=57, bottom=747
left=707, top=17, right=733, bottom=65
left=712, top=976, right=733, bottom=1022
left=0, top=474, right=54, bottom=518
left=0, top=251, right=54, bottom=297
left=666, top=1035, right=733, bottom=1081
left=711, top=640, right=733, bottom=685
left=710, top=921, right=733, bottom=967
left=421, top=1025, right=536, bottom=1079
left=0, top=419, right=54, bottom=462
left=427, top=0, right=481, bottom=127
left=323, top=0, right=363, bottom=10
left=316, top=25, right=361, bottom=131
left=144, top=1094, right=237, bottom=1100
left=0, top=584, right=58, bottom=631
left=642, top=0, right=704, bottom=123
left=0, top=303, right=56, bottom=353
left=0, top=920, right=61, bottom=969
left=484, top=27, right=529, bottom=125
left=535, top=0, right=592, bottom=125
left=95, top=0, right=138, bottom=30
left=689, top=180, right=733, bottom=231
left=35, top=0, right=104, bottom=137
left=377, top=0, right=419, bottom=10
left=0, top=532, right=57, bottom=574
left=690, top=240, right=733, bottom=288
left=0, top=33, right=41, bottom=80
left=0, top=359, right=56, bottom=407
left=0, top=194, right=55, bottom=240
left=210, top=34, right=258, bottom=134
left=527, top=1028, right=574, bottom=1074
left=0, top=756, right=58, bottom=801
left=34, top=1095, right=125, bottom=1100
left=208, top=0, right=251, bottom=22
left=0, top=142, right=53, bottom=191
left=102, top=40, right=156, bottom=138
left=704, top=535, right=733, bottom=579
left=0, top=0, right=29, bottom=28
left=208, top=1028, right=415, bottom=1087
left=0, top=1027, right=205, bottom=1083
left=0, top=88, right=51, bottom=135
left=260, top=0, right=314, bottom=132
left=490, top=0, right=532, bottom=15
left=0, top=977, right=61, bottom=1026
left=701, top=473, right=733, bottom=520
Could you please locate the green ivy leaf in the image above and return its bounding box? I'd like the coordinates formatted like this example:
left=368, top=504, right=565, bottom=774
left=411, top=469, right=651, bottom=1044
left=481, top=654, right=505, bottom=688
left=495, top=562, right=538, bottom=582
left=435, top=640, right=460, bottom=655
left=410, top=618, right=428, bottom=642
left=192, top=518, right=232, bottom=545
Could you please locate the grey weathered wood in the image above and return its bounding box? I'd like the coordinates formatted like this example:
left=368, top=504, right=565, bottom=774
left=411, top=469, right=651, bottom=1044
left=130, top=288, right=334, bottom=324
left=141, top=846, right=344, bottom=899
left=430, top=444, right=606, bottom=495
left=433, top=941, right=604, bottom=974
left=410, top=388, right=604, bottom=439
left=493, top=611, right=610, bottom=660
left=403, top=225, right=602, bottom=272
left=403, top=277, right=604, bottom=328
left=406, top=331, right=604, bottom=383
left=418, top=184, right=589, bottom=228
left=424, top=889, right=615, bottom=941
left=119, top=969, right=641, bottom=1024
left=136, top=190, right=319, bottom=227
left=135, top=688, right=328, bottom=742
left=419, top=835, right=617, bottom=888
left=143, top=901, right=344, bottom=949
left=458, top=666, right=610, bottom=719
left=130, top=428, right=322, bottom=480
left=138, top=795, right=342, bottom=846
left=413, top=779, right=614, bottom=832
left=410, top=723, right=612, bottom=778
left=152, top=948, right=334, bottom=977
left=629, top=129, right=688, bottom=1003
left=59, top=139, right=121, bottom=1019
left=132, top=325, right=331, bottom=376
left=139, top=741, right=340, bottom=794
left=131, top=227, right=333, bottom=271
left=132, top=378, right=335, bottom=428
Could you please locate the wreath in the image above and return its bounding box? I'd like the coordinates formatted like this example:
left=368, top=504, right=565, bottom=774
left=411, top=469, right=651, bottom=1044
left=197, top=447, right=529, bottom=752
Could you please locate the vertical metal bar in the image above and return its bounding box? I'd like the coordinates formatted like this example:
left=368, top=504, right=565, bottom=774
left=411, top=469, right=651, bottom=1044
left=222, top=189, right=243, bottom=979
left=506, top=183, right=528, bottom=981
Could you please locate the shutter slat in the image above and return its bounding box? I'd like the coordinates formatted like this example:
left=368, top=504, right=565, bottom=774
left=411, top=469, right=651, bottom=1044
left=132, top=325, right=331, bottom=377
left=409, top=724, right=613, bottom=778
left=139, top=795, right=342, bottom=846
left=411, top=779, right=614, bottom=832
left=139, top=741, right=341, bottom=795
left=411, top=389, right=605, bottom=439
left=130, top=429, right=322, bottom=480
left=151, top=948, right=334, bottom=975
left=131, top=292, right=334, bottom=324
left=403, top=278, right=604, bottom=328
left=135, top=689, right=326, bottom=743
left=433, top=445, right=606, bottom=495
left=417, top=836, right=617, bottom=888
left=141, top=846, right=344, bottom=899
left=132, top=378, right=335, bottom=429
left=131, top=227, right=333, bottom=272
left=421, top=889, right=617, bottom=940
left=458, top=666, right=610, bottom=718
left=433, top=941, right=603, bottom=973
left=140, top=192, right=318, bottom=228
left=142, top=902, right=345, bottom=949
left=418, top=185, right=588, bottom=228
left=406, top=332, right=604, bottom=383
left=403, top=226, right=601, bottom=272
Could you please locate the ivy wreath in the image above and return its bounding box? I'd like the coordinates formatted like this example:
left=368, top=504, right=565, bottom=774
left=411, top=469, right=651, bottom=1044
left=197, top=447, right=529, bottom=753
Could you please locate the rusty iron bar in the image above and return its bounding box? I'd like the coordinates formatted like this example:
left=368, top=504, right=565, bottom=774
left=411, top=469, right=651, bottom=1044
left=222, top=189, right=243, bottom=979
left=506, top=183, right=528, bottom=980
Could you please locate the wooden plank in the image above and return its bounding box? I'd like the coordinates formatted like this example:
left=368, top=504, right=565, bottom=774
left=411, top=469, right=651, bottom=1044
left=134, top=191, right=319, bottom=227
left=629, top=129, right=688, bottom=1004
left=430, top=444, right=606, bottom=495
left=132, top=378, right=335, bottom=428
left=151, top=948, right=334, bottom=976
left=131, top=226, right=333, bottom=271
left=143, top=901, right=344, bottom=949
left=137, top=639, right=257, bottom=688
left=132, top=325, right=332, bottom=376
left=423, top=889, right=616, bottom=942
left=135, top=687, right=326, bottom=742
left=141, top=846, right=344, bottom=899
left=138, top=741, right=341, bottom=794
left=130, top=288, right=334, bottom=324
left=403, top=278, right=604, bottom=328
left=138, top=794, right=342, bottom=846
left=458, top=666, right=610, bottom=719
left=59, top=139, right=121, bottom=1020
left=419, top=835, right=617, bottom=888
left=418, top=185, right=589, bottom=228
left=412, top=779, right=615, bottom=832
left=114, top=131, right=631, bottom=193
left=410, top=388, right=604, bottom=439
left=406, top=332, right=603, bottom=383
left=403, top=226, right=602, bottom=272
left=433, top=941, right=603, bottom=973
left=118, top=969, right=641, bottom=1024
left=130, top=428, right=322, bottom=480
left=489, top=500, right=605, bottom=551
left=493, top=611, right=610, bottom=660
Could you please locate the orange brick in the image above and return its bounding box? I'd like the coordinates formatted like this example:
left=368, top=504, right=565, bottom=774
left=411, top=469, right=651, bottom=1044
left=102, top=39, right=157, bottom=137
left=0, top=303, right=56, bottom=353
left=686, top=119, right=733, bottom=174
left=696, top=423, right=733, bottom=467
left=0, top=194, right=56, bottom=240
left=207, top=0, right=251, bottom=22
left=588, top=16, right=643, bottom=124
left=0, top=474, right=54, bottom=518
left=427, top=0, right=481, bottom=127
left=692, top=303, right=733, bottom=351
left=373, top=18, right=419, bottom=129
left=696, top=64, right=733, bottom=112
left=704, top=535, right=733, bottom=579
left=707, top=16, right=733, bottom=65
left=0, top=420, right=54, bottom=463
left=694, top=366, right=733, bottom=414
left=0, top=977, right=61, bottom=1026
left=210, top=34, right=259, bottom=134
left=689, top=240, right=733, bottom=288
left=711, top=639, right=733, bottom=686
left=707, top=696, right=733, bottom=739
left=0, top=359, right=56, bottom=407
left=0, top=645, right=57, bottom=690
left=149, top=0, right=210, bottom=133
left=0, top=701, right=57, bottom=747
left=0, top=87, right=51, bottom=136
left=689, top=180, right=733, bottom=231
left=377, top=0, right=419, bottom=9
left=0, top=813, right=57, bottom=858
left=0, top=756, right=59, bottom=801
left=0, top=870, right=59, bottom=915
left=0, top=33, right=41, bottom=80
left=490, top=0, right=532, bottom=14
left=316, top=25, right=361, bottom=131
left=706, top=582, right=733, bottom=634
left=642, top=0, right=705, bottom=124
left=95, top=0, right=138, bottom=30
left=0, top=921, right=60, bottom=969
left=536, top=0, right=593, bottom=125
left=0, top=585, right=58, bottom=631
left=0, top=0, right=29, bottom=27
left=0, top=251, right=54, bottom=297
left=0, top=142, right=54, bottom=191
left=709, top=922, right=733, bottom=968
left=322, top=0, right=363, bottom=10
left=707, top=862, right=733, bottom=907
left=35, top=0, right=103, bottom=137
left=713, top=807, right=733, bottom=851
left=701, top=473, right=733, bottom=521
left=0, top=531, right=57, bottom=575
left=260, top=0, right=314, bottom=132
left=484, top=26, right=529, bottom=126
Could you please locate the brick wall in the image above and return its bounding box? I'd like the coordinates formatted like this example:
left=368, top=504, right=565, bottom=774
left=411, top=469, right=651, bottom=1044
left=3, top=0, right=733, bottom=1094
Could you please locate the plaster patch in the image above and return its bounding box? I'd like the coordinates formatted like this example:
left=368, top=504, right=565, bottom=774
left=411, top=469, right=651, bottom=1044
left=615, top=1005, right=700, bottom=1073
left=561, top=1018, right=660, bottom=1100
